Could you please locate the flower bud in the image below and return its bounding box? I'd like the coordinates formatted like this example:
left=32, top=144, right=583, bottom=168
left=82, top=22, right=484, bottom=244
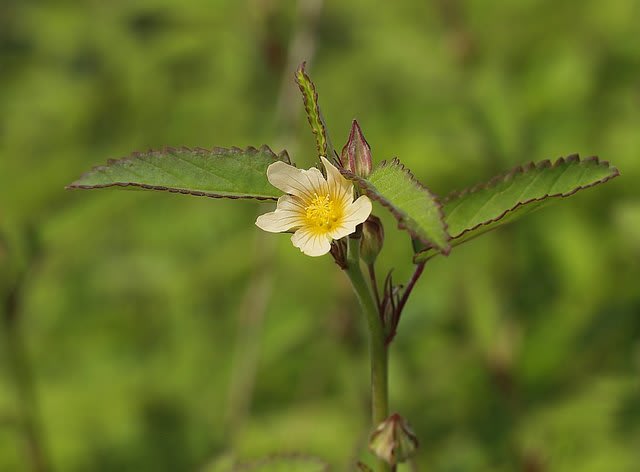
left=369, top=413, right=418, bottom=465
left=341, top=120, right=373, bottom=178
left=360, top=215, right=384, bottom=264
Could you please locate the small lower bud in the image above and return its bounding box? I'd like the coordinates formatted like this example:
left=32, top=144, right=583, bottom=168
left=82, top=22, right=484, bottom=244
left=360, top=215, right=384, bottom=264
left=369, top=413, right=418, bottom=465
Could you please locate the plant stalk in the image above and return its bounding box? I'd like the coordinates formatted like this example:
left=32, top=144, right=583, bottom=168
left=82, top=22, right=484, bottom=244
left=345, top=237, right=389, bottom=472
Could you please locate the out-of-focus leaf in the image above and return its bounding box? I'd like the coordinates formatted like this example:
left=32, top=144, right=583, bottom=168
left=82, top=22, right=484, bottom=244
left=295, top=62, right=329, bottom=158
left=348, top=158, right=450, bottom=254
left=414, top=155, right=620, bottom=262
left=67, top=146, right=291, bottom=200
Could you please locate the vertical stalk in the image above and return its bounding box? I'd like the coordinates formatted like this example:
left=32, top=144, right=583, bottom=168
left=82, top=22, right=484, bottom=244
left=345, top=237, right=389, bottom=472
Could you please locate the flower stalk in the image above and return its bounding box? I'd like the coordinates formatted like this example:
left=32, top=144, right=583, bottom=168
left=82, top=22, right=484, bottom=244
left=345, top=236, right=390, bottom=471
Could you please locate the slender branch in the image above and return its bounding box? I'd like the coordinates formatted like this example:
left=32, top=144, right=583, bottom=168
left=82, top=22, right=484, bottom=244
left=385, top=262, right=426, bottom=345
left=345, top=237, right=390, bottom=472
left=395, top=262, right=426, bottom=321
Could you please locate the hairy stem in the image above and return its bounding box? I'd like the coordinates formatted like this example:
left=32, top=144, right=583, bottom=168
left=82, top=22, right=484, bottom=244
left=345, top=237, right=389, bottom=472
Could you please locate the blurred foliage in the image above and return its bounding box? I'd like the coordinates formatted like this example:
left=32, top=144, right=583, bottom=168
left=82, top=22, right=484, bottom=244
left=1, top=0, right=639, bottom=471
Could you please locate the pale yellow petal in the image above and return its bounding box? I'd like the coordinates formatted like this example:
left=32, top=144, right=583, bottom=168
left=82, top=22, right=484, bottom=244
left=321, top=156, right=353, bottom=207
left=255, top=195, right=305, bottom=233
left=276, top=194, right=307, bottom=213
left=267, top=161, right=326, bottom=199
left=291, top=228, right=332, bottom=257
left=328, top=195, right=372, bottom=240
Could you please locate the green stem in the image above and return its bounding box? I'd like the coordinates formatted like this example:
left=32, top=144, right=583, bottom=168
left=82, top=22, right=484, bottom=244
left=345, top=237, right=389, bottom=472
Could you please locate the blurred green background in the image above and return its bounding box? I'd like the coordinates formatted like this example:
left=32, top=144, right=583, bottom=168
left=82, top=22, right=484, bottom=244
left=1, top=1, right=639, bottom=470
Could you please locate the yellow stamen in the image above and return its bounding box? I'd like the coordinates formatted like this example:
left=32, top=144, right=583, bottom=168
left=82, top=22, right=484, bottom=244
left=305, top=193, right=340, bottom=233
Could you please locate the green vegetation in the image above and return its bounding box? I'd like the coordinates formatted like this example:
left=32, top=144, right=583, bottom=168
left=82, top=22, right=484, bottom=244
left=1, top=1, right=638, bottom=471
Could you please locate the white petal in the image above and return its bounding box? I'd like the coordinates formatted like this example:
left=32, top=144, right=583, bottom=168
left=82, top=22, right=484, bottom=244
left=344, top=195, right=373, bottom=225
left=291, top=228, right=332, bottom=257
left=281, top=194, right=307, bottom=209
left=255, top=212, right=298, bottom=233
left=255, top=195, right=305, bottom=233
left=321, top=156, right=353, bottom=207
left=267, top=161, right=326, bottom=198
left=328, top=195, right=373, bottom=240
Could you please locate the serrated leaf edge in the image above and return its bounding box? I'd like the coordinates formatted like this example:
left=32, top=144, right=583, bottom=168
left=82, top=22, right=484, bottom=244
left=413, top=154, right=620, bottom=262
left=66, top=145, right=290, bottom=201
left=443, top=154, right=619, bottom=237
left=344, top=158, right=451, bottom=254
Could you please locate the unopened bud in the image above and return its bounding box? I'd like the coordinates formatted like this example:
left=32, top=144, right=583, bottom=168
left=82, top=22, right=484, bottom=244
left=369, top=413, right=418, bottom=465
left=360, top=215, right=384, bottom=264
left=341, top=120, right=373, bottom=178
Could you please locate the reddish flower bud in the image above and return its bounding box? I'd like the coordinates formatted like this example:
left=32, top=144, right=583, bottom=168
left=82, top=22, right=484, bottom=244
left=369, top=413, right=418, bottom=465
left=341, top=120, right=373, bottom=178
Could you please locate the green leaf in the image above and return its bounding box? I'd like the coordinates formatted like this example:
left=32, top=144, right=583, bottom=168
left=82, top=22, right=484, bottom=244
left=231, top=455, right=329, bottom=472
left=67, top=145, right=291, bottom=200
left=295, top=62, right=329, bottom=158
left=414, top=155, right=620, bottom=262
left=348, top=158, right=451, bottom=254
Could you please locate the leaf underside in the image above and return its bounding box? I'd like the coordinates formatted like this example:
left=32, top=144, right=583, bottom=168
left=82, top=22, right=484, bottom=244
left=295, top=62, right=328, bottom=158
left=414, top=154, right=620, bottom=262
left=348, top=158, right=451, bottom=254
left=67, top=145, right=291, bottom=200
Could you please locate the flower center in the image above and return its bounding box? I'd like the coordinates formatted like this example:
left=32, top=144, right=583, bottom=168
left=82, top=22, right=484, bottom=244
left=305, top=193, right=340, bottom=232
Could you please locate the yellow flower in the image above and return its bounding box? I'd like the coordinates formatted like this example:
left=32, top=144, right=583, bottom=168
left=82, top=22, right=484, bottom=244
left=256, top=156, right=372, bottom=256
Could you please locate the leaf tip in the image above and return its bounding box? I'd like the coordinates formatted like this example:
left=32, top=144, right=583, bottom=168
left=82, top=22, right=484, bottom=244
left=295, top=61, right=310, bottom=87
